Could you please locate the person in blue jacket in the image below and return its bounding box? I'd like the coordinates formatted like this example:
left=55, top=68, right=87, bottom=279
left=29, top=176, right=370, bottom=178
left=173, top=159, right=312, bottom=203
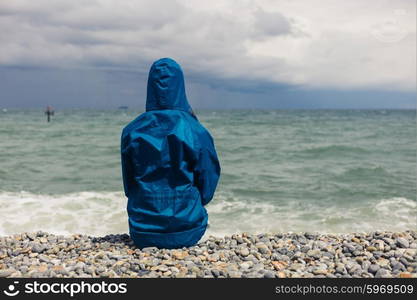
left=121, top=58, right=221, bottom=249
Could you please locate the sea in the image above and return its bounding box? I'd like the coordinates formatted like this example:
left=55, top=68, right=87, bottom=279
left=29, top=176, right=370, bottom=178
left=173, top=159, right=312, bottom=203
left=0, top=109, right=416, bottom=238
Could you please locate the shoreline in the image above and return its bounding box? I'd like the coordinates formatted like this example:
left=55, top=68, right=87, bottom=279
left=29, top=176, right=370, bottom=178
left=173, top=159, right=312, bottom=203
left=0, top=231, right=416, bottom=278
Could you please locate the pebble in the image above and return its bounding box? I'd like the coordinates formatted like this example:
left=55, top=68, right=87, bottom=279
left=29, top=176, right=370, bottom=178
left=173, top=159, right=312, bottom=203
left=239, top=248, right=250, bottom=257
left=263, top=270, right=276, bottom=278
left=307, top=249, right=321, bottom=259
left=0, top=231, right=415, bottom=278
left=0, top=269, right=15, bottom=277
left=375, top=268, right=391, bottom=278
left=257, top=247, right=270, bottom=256
left=31, top=243, right=45, bottom=253
left=396, top=238, right=410, bottom=249
left=313, top=268, right=328, bottom=275
left=368, top=264, right=380, bottom=274
left=392, top=262, right=405, bottom=272
left=240, top=261, right=253, bottom=270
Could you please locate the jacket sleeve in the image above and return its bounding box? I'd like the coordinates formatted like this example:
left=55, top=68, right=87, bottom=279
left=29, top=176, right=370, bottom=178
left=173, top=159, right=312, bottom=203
left=121, top=131, right=132, bottom=198
left=194, top=135, right=221, bottom=206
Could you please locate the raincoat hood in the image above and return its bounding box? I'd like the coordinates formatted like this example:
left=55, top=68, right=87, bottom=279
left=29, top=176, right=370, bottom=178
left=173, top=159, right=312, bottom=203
left=146, top=58, right=192, bottom=113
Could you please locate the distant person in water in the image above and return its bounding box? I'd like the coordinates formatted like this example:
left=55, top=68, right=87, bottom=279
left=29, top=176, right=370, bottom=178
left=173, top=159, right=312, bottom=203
left=121, top=58, right=221, bottom=249
left=45, top=106, right=54, bottom=122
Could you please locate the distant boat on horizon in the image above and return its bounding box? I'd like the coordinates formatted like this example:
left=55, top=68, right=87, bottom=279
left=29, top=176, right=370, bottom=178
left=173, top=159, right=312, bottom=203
left=118, top=106, right=128, bottom=110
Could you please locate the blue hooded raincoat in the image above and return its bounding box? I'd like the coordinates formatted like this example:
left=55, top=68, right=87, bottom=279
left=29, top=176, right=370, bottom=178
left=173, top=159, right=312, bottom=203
left=121, top=58, right=220, bottom=249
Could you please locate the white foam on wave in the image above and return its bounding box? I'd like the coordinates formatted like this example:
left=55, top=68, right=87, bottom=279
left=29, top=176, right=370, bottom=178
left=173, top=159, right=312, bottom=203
left=0, top=191, right=128, bottom=236
left=0, top=191, right=415, bottom=238
left=204, top=192, right=417, bottom=238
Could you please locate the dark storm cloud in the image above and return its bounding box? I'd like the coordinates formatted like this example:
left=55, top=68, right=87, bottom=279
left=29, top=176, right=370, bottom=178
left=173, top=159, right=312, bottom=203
left=0, top=0, right=415, bottom=109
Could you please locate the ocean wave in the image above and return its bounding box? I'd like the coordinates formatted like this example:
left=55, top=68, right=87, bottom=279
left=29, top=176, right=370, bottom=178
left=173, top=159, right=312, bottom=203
left=295, top=144, right=369, bottom=158
left=334, top=166, right=391, bottom=181
left=0, top=191, right=128, bottom=237
left=0, top=191, right=415, bottom=239
left=205, top=194, right=417, bottom=237
left=374, top=197, right=417, bottom=221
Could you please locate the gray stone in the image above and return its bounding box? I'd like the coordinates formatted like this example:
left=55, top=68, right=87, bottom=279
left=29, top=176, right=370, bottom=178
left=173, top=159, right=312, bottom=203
left=0, top=269, right=14, bottom=278
left=383, top=237, right=394, bottom=245
left=31, top=243, right=45, bottom=253
left=399, top=257, right=410, bottom=266
left=240, top=261, right=253, bottom=270
left=156, top=265, right=169, bottom=272
left=396, top=238, right=410, bottom=249
left=239, top=248, right=250, bottom=257
left=368, top=264, right=380, bottom=274
left=211, top=269, right=220, bottom=277
left=345, top=243, right=356, bottom=252
left=322, top=252, right=334, bottom=258
left=256, top=243, right=270, bottom=254
left=394, top=250, right=404, bottom=258
left=361, top=261, right=371, bottom=271
left=392, top=262, right=405, bottom=272
left=263, top=270, right=276, bottom=278
left=306, top=249, right=321, bottom=259
left=403, top=254, right=414, bottom=262
left=375, top=268, right=390, bottom=278
left=300, top=246, right=311, bottom=253
left=142, top=247, right=158, bottom=253
left=38, top=254, right=50, bottom=263
left=228, top=271, right=243, bottom=278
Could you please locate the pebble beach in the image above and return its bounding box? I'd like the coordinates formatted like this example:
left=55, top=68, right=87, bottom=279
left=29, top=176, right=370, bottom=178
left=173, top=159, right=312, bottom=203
left=0, top=231, right=416, bottom=278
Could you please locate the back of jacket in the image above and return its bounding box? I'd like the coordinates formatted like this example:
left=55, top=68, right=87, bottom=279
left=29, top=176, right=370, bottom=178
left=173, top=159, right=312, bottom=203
left=121, top=58, right=220, bottom=249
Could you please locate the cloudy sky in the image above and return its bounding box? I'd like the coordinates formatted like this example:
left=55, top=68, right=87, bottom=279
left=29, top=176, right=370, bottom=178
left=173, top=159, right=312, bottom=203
left=0, top=0, right=415, bottom=109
